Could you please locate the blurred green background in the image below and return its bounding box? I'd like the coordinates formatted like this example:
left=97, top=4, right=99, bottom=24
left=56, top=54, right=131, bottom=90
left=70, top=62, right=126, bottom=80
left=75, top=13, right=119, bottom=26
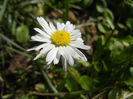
left=0, top=0, right=133, bottom=99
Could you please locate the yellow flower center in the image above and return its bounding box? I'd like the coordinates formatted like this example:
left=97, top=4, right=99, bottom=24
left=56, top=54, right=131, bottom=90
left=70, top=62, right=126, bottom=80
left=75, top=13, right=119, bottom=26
left=51, top=30, right=71, bottom=46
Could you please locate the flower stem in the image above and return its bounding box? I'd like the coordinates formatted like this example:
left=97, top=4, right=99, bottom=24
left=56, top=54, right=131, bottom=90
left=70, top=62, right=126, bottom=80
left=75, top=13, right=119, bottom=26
left=30, top=90, right=89, bottom=96
left=40, top=66, right=58, bottom=93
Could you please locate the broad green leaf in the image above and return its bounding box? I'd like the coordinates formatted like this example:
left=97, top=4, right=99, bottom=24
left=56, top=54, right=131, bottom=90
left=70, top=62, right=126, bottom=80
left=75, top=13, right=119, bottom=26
left=68, top=67, right=80, bottom=83
left=65, top=78, right=79, bottom=91
left=16, top=25, right=30, bottom=43
left=79, top=75, right=93, bottom=90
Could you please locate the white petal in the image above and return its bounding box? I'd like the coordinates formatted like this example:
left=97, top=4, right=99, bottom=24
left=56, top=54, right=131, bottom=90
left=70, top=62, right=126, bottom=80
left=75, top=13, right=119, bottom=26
left=72, top=47, right=88, bottom=61
left=64, top=21, right=75, bottom=33
left=71, top=30, right=81, bottom=40
left=67, top=46, right=81, bottom=59
left=46, top=47, right=58, bottom=65
left=49, top=22, right=56, bottom=32
left=61, top=47, right=74, bottom=66
left=61, top=56, right=67, bottom=72
left=68, top=55, right=74, bottom=66
left=58, top=46, right=64, bottom=55
left=27, top=43, right=49, bottom=51
left=31, top=34, right=51, bottom=43
left=33, top=44, right=54, bottom=60
left=58, top=47, right=68, bottom=70
left=61, top=23, right=65, bottom=30
left=71, top=29, right=81, bottom=35
left=53, top=51, right=61, bottom=64
left=62, top=47, right=69, bottom=60
left=63, top=47, right=74, bottom=66
left=34, top=28, right=50, bottom=38
left=76, top=38, right=84, bottom=42
left=71, top=44, right=91, bottom=50
left=70, top=41, right=91, bottom=50
left=37, top=17, right=52, bottom=35
left=56, top=22, right=65, bottom=30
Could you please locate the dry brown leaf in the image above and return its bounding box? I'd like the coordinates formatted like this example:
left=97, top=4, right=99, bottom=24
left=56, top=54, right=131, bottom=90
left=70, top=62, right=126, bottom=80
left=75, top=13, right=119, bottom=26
left=47, top=11, right=61, bottom=18
left=7, top=54, right=30, bottom=73
left=69, top=11, right=78, bottom=23
left=86, top=23, right=98, bottom=55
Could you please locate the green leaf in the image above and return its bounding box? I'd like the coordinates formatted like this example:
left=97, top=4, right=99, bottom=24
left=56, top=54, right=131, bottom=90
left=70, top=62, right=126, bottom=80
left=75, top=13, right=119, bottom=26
left=35, top=83, right=45, bottom=92
left=96, top=4, right=105, bottom=13
left=124, top=0, right=133, bottom=7
left=104, top=9, right=114, bottom=21
left=68, top=67, right=80, bottom=83
left=110, top=43, right=133, bottom=65
left=123, top=77, right=133, bottom=87
left=96, top=35, right=105, bottom=46
left=65, top=77, right=79, bottom=91
left=97, top=22, right=110, bottom=33
left=123, top=36, right=133, bottom=45
left=65, top=79, right=73, bottom=91
left=106, top=19, right=114, bottom=30
left=126, top=18, right=133, bottom=30
left=77, top=59, right=91, bottom=67
left=66, top=68, right=81, bottom=91
left=79, top=75, right=93, bottom=90
left=117, top=23, right=127, bottom=30
left=2, top=94, right=13, bottom=99
left=108, top=88, right=119, bottom=99
left=104, top=9, right=114, bottom=29
left=83, top=0, right=93, bottom=7
left=80, top=94, right=87, bottom=99
left=130, top=67, right=133, bottom=77
left=16, top=25, right=30, bottom=43
left=70, top=0, right=81, bottom=3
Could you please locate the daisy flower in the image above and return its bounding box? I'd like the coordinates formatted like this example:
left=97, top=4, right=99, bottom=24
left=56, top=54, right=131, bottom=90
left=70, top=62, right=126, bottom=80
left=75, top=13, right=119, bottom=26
left=28, top=17, right=91, bottom=71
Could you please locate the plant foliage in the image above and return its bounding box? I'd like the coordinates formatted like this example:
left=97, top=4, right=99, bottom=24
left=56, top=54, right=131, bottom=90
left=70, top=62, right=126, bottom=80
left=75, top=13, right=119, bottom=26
left=0, top=0, right=133, bottom=99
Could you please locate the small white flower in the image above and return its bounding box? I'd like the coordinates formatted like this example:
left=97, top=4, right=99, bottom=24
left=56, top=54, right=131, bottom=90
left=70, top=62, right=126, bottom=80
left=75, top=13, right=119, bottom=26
left=28, top=17, right=91, bottom=71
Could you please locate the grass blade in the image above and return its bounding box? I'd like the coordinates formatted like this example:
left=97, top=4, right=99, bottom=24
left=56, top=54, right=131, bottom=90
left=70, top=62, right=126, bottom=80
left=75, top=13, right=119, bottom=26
left=0, top=0, right=8, bottom=22
left=0, top=33, right=25, bottom=51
